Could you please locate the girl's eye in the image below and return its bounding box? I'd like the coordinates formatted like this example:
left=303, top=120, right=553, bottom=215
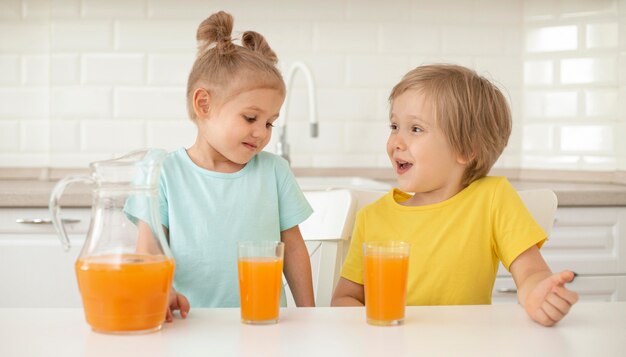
left=389, top=124, right=398, bottom=130
left=266, top=122, right=275, bottom=128
left=243, top=115, right=256, bottom=122
left=411, top=126, right=423, bottom=133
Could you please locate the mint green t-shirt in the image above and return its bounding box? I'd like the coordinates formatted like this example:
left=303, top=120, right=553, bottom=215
left=128, top=148, right=312, bottom=308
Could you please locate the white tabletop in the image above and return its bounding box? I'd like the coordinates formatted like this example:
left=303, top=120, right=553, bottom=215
left=1, top=303, right=624, bottom=357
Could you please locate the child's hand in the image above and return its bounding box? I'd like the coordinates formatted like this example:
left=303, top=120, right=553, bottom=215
left=166, top=288, right=190, bottom=322
left=524, top=270, right=578, bottom=327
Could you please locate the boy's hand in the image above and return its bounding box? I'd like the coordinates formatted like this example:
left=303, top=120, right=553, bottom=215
left=166, top=289, right=190, bottom=322
left=524, top=270, right=578, bottom=327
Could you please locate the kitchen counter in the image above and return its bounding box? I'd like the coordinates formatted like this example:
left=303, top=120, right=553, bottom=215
left=1, top=177, right=626, bottom=207
left=1, top=303, right=624, bottom=357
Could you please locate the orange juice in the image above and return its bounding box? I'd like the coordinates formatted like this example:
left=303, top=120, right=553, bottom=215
left=238, top=257, right=283, bottom=323
left=75, top=254, right=175, bottom=333
left=364, top=254, right=409, bottom=324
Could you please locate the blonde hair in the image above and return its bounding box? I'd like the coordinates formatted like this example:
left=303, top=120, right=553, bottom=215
left=186, top=11, right=285, bottom=120
left=389, top=64, right=512, bottom=186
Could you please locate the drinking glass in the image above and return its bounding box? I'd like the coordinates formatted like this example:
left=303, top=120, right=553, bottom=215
left=363, top=241, right=410, bottom=326
left=237, top=241, right=284, bottom=325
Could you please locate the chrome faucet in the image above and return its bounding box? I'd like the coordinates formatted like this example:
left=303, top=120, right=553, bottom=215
left=276, top=61, right=318, bottom=164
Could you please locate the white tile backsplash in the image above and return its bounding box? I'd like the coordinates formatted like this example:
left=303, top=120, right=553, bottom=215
left=51, top=87, right=111, bottom=118
left=346, top=55, right=409, bottom=87
left=49, top=120, right=80, bottom=152
left=20, top=120, right=49, bottom=152
left=0, top=121, right=20, bottom=152
left=0, top=55, right=20, bottom=84
left=585, top=90, right=619, bottom=117
left=51, top=21, right=114, bottom=50
left=560, top=125, right=614, bottom=153
left=524, top=60, right=554, bottom=85
left=115, top=20, right=196, bottom=51
left=51, top=54, right=79, bottom=84
left=147, top=54, right=195, bottom=86
left=525, top=25, right=578, bottom=52
left=0, top=22, right=48, bottom=51
left=314, top=22, right=379, bottom=53
left=114, top=87, right=186, bottom=119
left=82, top=54, right=145, bottom=84
left=82, top=0, right=145, bottom=18
left=51, top=0, right=80, bottom=18
left=523, top=124, right=554, bottom=152
left=524, top=91, right=578, bottom=118
left=586, top=23, right=619, bottom=48
left=22, top=55, right=49, bottom=85
left=0, top=0, right=22, bottom=19
left=560, top=57, right=617, bottom=84
left=0, top=88, right=48, bottom=118
left=81, top=120, right=145, bottom=151
left=0, top=0, right=623, bottom=171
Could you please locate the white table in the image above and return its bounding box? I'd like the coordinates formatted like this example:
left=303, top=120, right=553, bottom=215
left=1, top=303, right=624, bottom=357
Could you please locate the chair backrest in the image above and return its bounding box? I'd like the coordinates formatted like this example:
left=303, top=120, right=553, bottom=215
left=516, top=189, right=558, bottom=236
left=285, top=189, right=356, bottom=307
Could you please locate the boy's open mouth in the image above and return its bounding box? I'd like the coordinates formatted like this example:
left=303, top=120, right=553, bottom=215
left=396, top=161, right=413, bottom=172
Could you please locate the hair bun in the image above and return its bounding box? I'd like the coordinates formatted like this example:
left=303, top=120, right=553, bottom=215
left=196, top=11, right=235, bottom=55
left=241, top=31, right=278, bottom=65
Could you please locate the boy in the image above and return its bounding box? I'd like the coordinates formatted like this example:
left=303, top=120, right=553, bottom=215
left=331, top=64, right=578, bottom=327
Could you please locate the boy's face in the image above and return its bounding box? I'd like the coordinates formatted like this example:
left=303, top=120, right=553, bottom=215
left=387, top=89, right=467, bottom=202
left=198, top=88, right=284, bottom=168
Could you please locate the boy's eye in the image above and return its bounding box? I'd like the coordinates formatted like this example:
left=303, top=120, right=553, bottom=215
left=389, top=124, right=398, bottom=130
left=243, top=115, right=256, bottom=122
left=266, top=122, right=275, bottom=128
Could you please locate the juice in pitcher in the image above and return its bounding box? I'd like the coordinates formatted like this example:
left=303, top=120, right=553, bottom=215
left=75, top=254, right=175, bottom=333
left=238, top=256, right=283, bottom=324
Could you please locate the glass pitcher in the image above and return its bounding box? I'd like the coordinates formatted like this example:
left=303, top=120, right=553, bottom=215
left=49, top=149, right=175, bottom=334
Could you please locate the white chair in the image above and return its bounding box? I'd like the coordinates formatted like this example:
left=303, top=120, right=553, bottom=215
left=285, top=189, right=356, bottom=307
left=517, top=189, right=558, bottom=236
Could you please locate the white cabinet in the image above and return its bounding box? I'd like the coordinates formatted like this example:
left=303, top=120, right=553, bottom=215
left=493, top=206, right=626, bottom=303
left=0, top=208, right=90, bottom=307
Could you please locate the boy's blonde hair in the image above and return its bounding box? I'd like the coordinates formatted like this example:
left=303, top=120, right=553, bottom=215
left=389, top=64, right=512, bottom=186
left=186, top=11, right=285, bottom=120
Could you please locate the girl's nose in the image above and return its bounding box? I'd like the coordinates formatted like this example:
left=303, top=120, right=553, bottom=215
left=251, top=123, right=267, bottom=139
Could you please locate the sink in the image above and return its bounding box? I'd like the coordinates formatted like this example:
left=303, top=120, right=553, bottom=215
left=296, top=176, right=392, bottom=191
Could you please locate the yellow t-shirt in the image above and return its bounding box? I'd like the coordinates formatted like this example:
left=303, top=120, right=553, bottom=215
left=340, top=176, right=546, bottom=305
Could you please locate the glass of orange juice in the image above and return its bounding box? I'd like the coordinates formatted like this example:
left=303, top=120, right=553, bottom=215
left=363, top=241, right=410, bottom=326
left=237, top=241, right=284, bottom=325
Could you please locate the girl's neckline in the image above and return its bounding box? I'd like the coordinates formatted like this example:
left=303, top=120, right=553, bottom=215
left=177, top=147, right=254, bottom=178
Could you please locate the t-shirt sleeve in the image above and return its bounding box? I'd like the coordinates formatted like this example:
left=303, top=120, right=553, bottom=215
left=340, top=209, right=365, bottom=285
left=123, top=172, right=169, bottom=229
left=275, top=158, right=313, bottom=231
left=492, top=178, right=547, bottom=271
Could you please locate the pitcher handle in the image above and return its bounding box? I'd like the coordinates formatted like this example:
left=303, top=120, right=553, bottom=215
left=49, top=175, right=95, bottom=251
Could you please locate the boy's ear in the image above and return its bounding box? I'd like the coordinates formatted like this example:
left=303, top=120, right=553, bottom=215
left=456, top=152, right=474, bottom=165
left=193, top=88, right=211, bottom=118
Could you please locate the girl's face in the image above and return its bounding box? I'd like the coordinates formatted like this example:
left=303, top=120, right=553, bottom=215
left=387, top=89, right=467, bottom=205
left=195, top=87, right=284, bottom=172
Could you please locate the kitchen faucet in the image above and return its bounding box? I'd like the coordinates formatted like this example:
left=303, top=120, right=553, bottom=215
left=276, top=61, right=318, bottom=164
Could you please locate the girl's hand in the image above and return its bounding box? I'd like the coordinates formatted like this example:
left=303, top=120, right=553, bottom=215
left=524, top=270, right=578, bottom=327
left=166, top=288, right=190, bottom=322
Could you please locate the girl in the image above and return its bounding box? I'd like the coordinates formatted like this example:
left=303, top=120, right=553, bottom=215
left=134, top=11, right=315, bottom=320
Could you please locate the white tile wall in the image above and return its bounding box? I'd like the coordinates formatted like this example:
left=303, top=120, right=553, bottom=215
left=522, top=0, right=625, bottom=171
left=0, top=0, right=623, bottom=171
